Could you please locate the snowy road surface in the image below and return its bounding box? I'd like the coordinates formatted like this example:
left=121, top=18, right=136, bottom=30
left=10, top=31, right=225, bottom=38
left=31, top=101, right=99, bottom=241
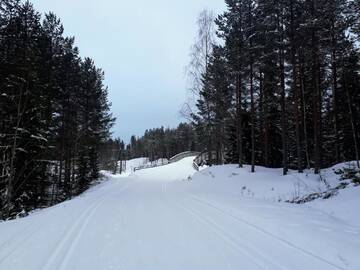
left=0, top=157, right=359, bottom=270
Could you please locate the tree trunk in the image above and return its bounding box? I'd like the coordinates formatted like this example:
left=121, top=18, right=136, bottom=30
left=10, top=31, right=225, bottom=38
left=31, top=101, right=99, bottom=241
left=236, top=74, right=243, bottom=168
left=344, top=75, right=360, bottom=169
left=331, top=22, right=340, bottom=163
left=259, top=71, right=266, bottom=167
left=291, top=0, right=303, bottom=172
left=279, top=6, right=288, bottom=175
left=299, top=51, right=311, bottom=169
left=119, top=150, right=123, bottom=174
left=312, top=0, right=322, bottom=174
left=249, top=1, right=255, bottom=173
left=250, top=63, right=255, bottom=173
left=263, top=74, right=269, bottom=167
left=6, top=84, right=25, bottom=217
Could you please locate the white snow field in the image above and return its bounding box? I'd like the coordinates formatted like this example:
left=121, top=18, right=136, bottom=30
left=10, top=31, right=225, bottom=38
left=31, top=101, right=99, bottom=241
left=0, top=157, right=359, bottom=270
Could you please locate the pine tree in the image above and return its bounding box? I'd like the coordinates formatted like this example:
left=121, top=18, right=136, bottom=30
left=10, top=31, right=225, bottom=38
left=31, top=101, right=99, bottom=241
left=186, top=0, right=360, bottom=173
left=0, top=1, right=114, bottom=219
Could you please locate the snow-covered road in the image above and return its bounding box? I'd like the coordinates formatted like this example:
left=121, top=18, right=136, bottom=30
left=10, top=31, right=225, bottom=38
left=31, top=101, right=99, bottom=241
left=0, top=157, right=359, bottom=270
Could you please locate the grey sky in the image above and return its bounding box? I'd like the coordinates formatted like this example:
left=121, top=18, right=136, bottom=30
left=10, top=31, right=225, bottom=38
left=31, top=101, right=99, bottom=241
left=31, top=0, right=225, bottom=142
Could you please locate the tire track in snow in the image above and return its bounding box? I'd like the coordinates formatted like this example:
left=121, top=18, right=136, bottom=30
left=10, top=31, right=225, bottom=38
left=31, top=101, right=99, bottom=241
left=188, top=194, right=347, bottom=270
left=179, top=201, right=288, bottom=270
left=40, top=181, right=132, bottom=270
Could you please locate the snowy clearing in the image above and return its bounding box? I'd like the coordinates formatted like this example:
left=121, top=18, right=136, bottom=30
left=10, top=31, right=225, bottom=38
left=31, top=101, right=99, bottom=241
left=0, top=157, right=359, bottom=270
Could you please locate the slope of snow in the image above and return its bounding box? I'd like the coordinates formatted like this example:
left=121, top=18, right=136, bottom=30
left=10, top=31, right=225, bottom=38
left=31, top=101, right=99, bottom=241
left=189, top=162, right=360, bottom=226
left=308, top=186, right=360, bottom=226
left=120, top=157, right=149, bottom=176
left=0, top=157, right=359, bottom=270
left=129, top=156, right=197, bottom=181
left=117, top=157, right=170, bottom=176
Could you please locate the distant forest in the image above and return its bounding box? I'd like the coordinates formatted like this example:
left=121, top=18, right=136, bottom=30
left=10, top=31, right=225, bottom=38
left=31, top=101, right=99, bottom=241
left=0, top=1, right=114, bottom=219
left=100, top=123, right=199, bottom=172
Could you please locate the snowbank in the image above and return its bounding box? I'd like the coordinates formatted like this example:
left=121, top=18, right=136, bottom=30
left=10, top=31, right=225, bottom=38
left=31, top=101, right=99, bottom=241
left=188, top=162, right=360, bottom=226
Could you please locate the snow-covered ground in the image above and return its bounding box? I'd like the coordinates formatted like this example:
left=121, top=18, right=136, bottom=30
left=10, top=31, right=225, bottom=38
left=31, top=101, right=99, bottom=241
left=120, top=157, right=149, bottom=175
left=0, top=157, right=359, bottom=270
left=190, top=162, right=360, bottom=226
left=118, top=157, right=169, bottom=176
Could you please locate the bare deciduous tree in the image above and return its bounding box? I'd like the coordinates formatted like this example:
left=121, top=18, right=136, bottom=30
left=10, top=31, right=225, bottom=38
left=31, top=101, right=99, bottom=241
left=181, top=9, right=216, bottom=119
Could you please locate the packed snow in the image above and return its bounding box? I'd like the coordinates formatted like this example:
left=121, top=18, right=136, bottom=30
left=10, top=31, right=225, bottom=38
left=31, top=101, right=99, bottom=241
left=0, top=156, right=359, bottom=270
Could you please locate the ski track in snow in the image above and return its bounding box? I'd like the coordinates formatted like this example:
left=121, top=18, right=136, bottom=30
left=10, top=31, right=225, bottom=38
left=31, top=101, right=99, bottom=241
left=41, top=181, right=132, bottom=270
left=0, top=157, right=359, bottom=270
left=177, top=201, right=282, bottom=270
left=0, top=221, right=43, bottom=264
left=185, top=194, right=345, bottom=270
left=40, top=199, right=105, bottom=270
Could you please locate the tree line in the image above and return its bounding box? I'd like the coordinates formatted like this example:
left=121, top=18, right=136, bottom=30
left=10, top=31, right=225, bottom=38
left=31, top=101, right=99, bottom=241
left=101, top=123, right=199, bottom=173
left=126, top=123, right=198, bottom=161
left=0, top=0, right=114, bottom=219
left=186, top=0, right=360, bottom=174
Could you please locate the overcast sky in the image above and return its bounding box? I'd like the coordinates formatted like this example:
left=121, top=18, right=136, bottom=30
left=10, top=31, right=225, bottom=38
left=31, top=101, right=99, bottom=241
left=31, top=0, right=225, bottom=142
